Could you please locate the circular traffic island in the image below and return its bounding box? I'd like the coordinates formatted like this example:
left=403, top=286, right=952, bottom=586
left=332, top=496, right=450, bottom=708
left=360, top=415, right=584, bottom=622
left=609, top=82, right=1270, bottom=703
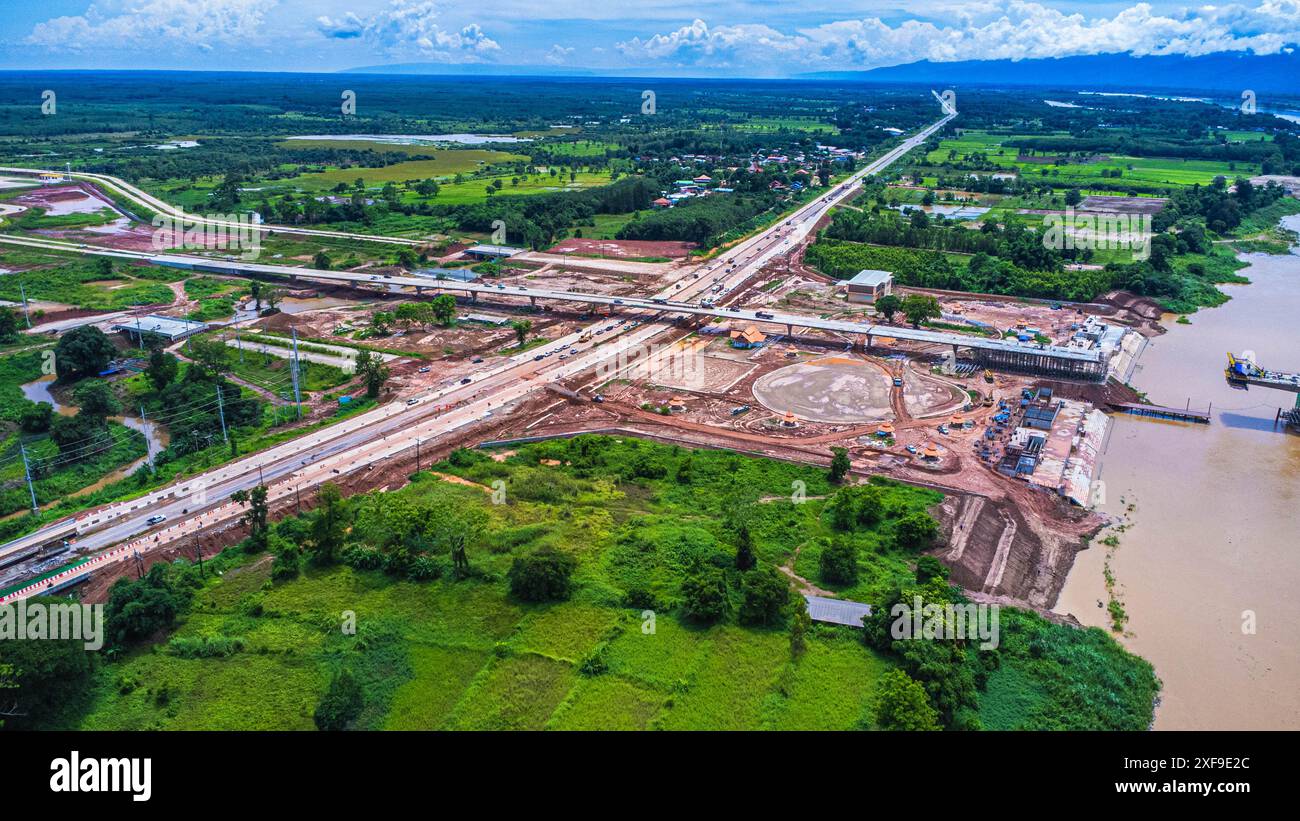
left=752, top=356, right=894, bottom=424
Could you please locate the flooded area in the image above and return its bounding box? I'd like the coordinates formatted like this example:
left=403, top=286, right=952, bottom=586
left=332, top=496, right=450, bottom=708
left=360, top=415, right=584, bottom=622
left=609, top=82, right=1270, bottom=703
left=1056, top=215, right=1300, bottom=730
left=892, top=203, right=990, bottom=220
left=20, top=375, right=170, bottom=493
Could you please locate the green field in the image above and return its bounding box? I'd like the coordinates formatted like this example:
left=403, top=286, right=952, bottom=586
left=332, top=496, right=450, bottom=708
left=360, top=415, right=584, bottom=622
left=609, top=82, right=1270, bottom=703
left=923, top=130, right=1260, bottom=189
left=39, top=436, right=1158, bottom=731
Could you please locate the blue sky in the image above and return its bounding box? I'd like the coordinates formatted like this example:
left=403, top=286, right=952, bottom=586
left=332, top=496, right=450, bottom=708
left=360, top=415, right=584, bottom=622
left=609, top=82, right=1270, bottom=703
left=2, top=1, right=1298, bottom=75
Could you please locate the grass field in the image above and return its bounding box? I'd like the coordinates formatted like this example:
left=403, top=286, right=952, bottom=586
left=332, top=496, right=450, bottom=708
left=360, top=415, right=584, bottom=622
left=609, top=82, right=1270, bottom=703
left=922, top=130, right=1259, bottom=189
left=46, top=436, right=1158, bottom=731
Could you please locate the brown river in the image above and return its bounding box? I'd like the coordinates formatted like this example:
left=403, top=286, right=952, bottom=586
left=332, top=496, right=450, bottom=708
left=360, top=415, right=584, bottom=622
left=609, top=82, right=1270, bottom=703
left=1056, top=215, right=1300, bottom=730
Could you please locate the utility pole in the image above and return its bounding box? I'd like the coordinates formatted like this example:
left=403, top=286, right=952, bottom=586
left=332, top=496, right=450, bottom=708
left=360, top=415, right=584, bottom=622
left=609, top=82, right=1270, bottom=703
left=140, top=404, right=154, bottom=471
left=216, top=384, right=229, bottom=444
left=19, top=440, right=38, bottom=515
left=290, top=328, right=303, bottom=420
left=295, top=484, right=302, bottom=514
left=18, top=282, right=31, bottom=329
left=416, top=438, right=421, bottom=471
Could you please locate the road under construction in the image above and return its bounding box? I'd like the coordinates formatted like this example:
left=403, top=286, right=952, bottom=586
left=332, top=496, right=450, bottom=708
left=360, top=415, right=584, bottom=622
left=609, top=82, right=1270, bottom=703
left=0, top=104, right=1102, bottom=606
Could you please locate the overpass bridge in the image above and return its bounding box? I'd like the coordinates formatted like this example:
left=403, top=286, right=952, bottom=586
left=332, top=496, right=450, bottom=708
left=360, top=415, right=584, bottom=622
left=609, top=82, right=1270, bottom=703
left=141, top=253, right=1108, bottom=380
left=0, top=233, right=1109, bottom=381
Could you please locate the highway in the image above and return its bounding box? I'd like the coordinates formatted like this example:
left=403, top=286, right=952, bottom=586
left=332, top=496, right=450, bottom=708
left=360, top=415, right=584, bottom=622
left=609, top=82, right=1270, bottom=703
left=0, top=107, right=976, bottom=600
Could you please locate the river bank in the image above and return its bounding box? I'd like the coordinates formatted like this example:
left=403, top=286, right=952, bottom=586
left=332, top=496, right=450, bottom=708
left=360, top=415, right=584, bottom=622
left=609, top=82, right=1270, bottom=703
left=1055, top=213, right=1300, bottom=730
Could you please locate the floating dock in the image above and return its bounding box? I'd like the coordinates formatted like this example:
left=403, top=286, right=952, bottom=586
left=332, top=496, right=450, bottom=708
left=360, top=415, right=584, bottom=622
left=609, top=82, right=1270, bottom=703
left=1108, top=401, right=1211, bottom=423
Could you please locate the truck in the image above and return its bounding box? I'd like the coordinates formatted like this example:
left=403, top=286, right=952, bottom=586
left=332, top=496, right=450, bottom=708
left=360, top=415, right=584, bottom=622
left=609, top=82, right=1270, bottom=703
left=755, top=311, right=775, bottom=320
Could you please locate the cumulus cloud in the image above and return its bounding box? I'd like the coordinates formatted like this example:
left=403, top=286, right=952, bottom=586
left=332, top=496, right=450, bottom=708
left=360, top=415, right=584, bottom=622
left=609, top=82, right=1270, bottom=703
left=545, top=44, right=575, bottom=65
left=316, top=1, right=499, bottom=60
left=617, top=2, right=1300, bottom=69
left=26, top=0, right=275, bottom=51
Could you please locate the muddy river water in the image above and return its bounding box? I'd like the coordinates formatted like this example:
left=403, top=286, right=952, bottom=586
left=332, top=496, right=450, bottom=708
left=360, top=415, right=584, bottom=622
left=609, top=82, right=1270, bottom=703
left=1055, top=215, right=1300, bottom=730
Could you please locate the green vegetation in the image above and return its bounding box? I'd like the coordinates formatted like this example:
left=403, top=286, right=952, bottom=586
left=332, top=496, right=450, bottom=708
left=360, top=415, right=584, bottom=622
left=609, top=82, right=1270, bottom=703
left=34, top=436, right=1157, bottom=731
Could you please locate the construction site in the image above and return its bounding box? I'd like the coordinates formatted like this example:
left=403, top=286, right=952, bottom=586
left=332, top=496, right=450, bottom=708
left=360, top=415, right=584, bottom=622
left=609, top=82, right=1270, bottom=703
left=0, top=139, right=1185, bottom=620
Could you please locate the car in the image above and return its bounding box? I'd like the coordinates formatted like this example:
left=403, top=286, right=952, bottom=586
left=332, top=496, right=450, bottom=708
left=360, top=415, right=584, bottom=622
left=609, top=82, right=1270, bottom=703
left=595, top=329, right=604, bottom=335
left=472, top=357, right=484, bottom=364
left=559, top=354, right=567, bottom=360
left=418, top=366, right=431, bottom=373
left=593, top=395, right=605, bottom=403
left=406, top=398, right=419, bottom=406
left=613, top=299, right=624, bottom=304
left=497, top=284, right=505, bottom=290
left=893, top=377, right=903, bottom=387
left=534, top=354, right=545, bottom=360
left=569, top=348, right=578, bottom=354
left=460, top=377, right=472, bottom=384
left=146, top=514, right=167, bottom=525
left=905, top=444, right=918, bottom=454
left=604, top=325, right=614, bottom=331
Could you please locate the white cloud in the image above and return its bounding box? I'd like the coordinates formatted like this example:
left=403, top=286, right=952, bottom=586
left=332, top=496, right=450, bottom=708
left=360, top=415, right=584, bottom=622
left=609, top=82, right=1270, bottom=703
left=545, top=44, right=575, bottom=64
left=316, top=1, right=499, bottom=60
left=26, top=0, right=276, bottom=51
left=617, top=2, right=1300, bottom=69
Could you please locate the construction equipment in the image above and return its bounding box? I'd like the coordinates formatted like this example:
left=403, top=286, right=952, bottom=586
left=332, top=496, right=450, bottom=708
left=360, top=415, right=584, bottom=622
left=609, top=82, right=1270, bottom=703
left=983, top=369, right=994, bottom=383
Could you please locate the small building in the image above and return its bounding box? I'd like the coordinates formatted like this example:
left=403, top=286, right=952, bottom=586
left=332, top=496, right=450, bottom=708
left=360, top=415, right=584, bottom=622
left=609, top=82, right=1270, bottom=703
left=1023, top=401, right=1062, bottom=430
left=38, top=171, right=66, bottom=185
left=651, top=197, right=672, bottom=209
left=729, top=325, right=767, bottom=349
left=464, top=244, right=525, bottom=261
left=803, top=594, right=873, bottom=627
left=781, top=411, right=798, bottom=428
left=111, top=315, right=207, bottom=343
left=846, top=269, right=893, bottom=304
left=668, top=395, right=690, bottom=411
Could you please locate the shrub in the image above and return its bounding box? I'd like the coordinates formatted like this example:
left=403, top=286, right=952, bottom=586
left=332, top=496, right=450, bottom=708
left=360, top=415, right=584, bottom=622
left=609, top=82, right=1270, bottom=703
left=738, top=565, right=792, bottom=626
left=507, top=547, right=577, bottom=602
left=314, top=669, right=363, bottom=731
left=679, top=566, right=728, bottom=624
left=819, top=537, right=859, bottom=585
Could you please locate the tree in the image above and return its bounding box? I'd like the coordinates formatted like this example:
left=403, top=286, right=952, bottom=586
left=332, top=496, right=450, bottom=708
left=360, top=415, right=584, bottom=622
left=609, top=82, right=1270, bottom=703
left=733, top=523, right=756, bottom=570
left=680, top=566, right=728, bottom=624
left=915, top=555, right=950, bottom=584
left=510, top=319, right=533, bottom=347
left=738, top=565, right=792, bottom=626
left=789, top=599, right=812, bottom=659
left=308, top=482, right=348, bottom=565
left=829, top=446, right=851, bottom=484
left=395, top=248, right=418, bottom=268
left=819, top=537, right=859, bottom=585
left=185, top=337, right=230, bottom=380
left=430, top=294, right=457, bottom=326
left=508, top=547, right=576, bottom=602
left=896, top=512, right=939, bottom=550
left=314, top=668, right=363, bottom=731
left=874, top=294, right=902, bottom=322
left=231, top=484, right=270, bottom=550
left=900, top=294, right=941, bottom=327
left=875, top=669, right=942, bottom=731
left=249, top=280, right=263, bottom=311
left=354, top=350, right=390, bottom=398
left=826, top=485, right=883, bottom=531
left=0, top=306, right=19, bottom=343
left=19, top=403, right=53, bottom=434
left=73, top=379, right=121, bottom=419
left=146, top=348, right=179, bottom=392
left=0, top=606, right=93, bottom=728
left=54, top=325, right=116, bottom=381
left=312, top=251, right=332, bottom=270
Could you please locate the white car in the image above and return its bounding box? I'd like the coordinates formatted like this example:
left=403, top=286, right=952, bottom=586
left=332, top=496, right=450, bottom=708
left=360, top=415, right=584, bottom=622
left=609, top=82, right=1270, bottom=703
left=146, top=514, right=167, bottom=525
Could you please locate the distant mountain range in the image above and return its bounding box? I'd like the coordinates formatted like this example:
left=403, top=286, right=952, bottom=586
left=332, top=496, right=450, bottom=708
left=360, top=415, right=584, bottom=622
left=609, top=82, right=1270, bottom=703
left=797, top=51, right=1300, bottom=95
left=345, top=50, right=1300, bottom=95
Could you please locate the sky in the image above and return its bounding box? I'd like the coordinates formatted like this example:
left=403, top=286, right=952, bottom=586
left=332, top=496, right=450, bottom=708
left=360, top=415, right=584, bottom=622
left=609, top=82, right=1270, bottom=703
left=2, top=0, right=1299, bottom=75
